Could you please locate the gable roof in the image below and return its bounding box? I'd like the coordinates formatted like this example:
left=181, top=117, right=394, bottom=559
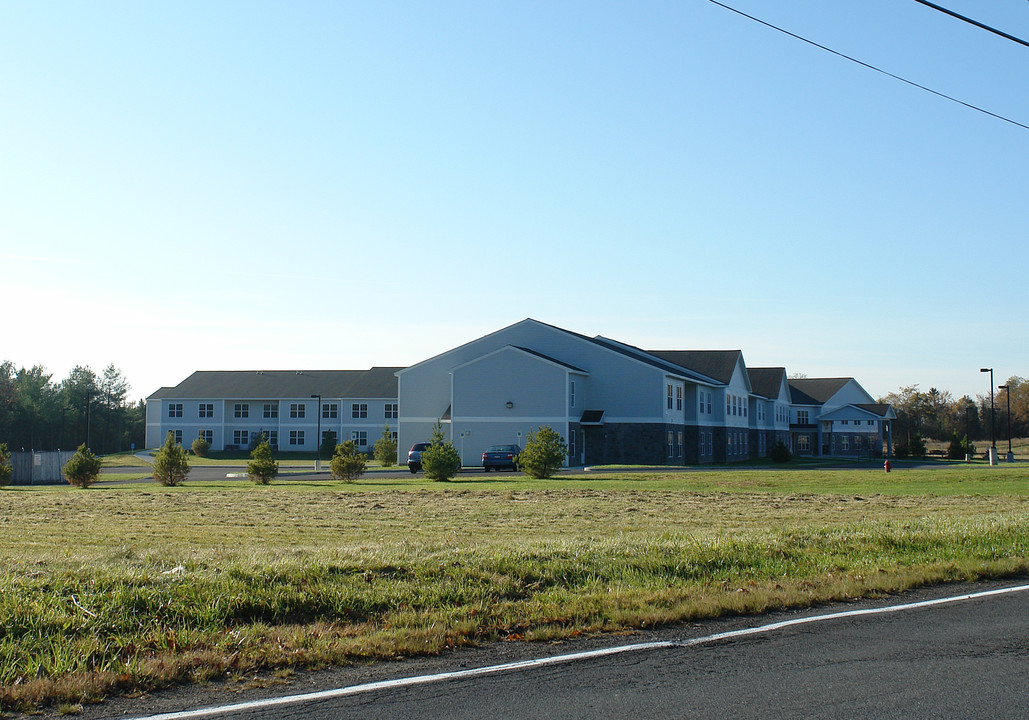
left=646, top=350, right=744, bottom=386
left=396, top=318, right=717, bottom=384
left=147, top=368, right=402, bottom=400
left=748, top=367, right=788, bottom=400
left=788, top=378, right=853, bottom=405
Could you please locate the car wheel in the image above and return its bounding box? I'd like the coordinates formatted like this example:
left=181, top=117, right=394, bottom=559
left=409, top=466, right=417, bottom=474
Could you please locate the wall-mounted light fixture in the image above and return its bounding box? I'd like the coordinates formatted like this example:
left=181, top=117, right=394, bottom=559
left=505, top=402, right=514, bottom=409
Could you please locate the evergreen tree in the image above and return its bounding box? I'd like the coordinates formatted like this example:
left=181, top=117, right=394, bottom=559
left=420, top=421, right=461, bottom=482
left=330, top=440, right=366, bottom=483
left=247, top=435, right=278, bottom=485
left=0, top=442, right=11, bottom=487
left=517, top=426, right=567, bottom=479
left=63, top=444, right=102, bottom=488
left=152, top=431, right=190, bottom=486
left=373, top=425, right=397, bottom=467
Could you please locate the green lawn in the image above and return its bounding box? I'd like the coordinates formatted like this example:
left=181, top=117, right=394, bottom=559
left=3, top=464, right=1028, bottom=712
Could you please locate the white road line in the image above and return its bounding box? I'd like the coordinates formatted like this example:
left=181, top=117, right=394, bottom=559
left=125, top=583, right=1029, bottom=720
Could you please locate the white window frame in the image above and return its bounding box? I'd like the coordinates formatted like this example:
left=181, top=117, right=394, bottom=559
left=290, top=403, right=306, bottom=419
left=234, top=403, right=249, bottom=419
left=263, top=403, right=278, bottom=419
left=198, top=403, right=213, bottom=418
left=352, top=403, right=368, bottom=419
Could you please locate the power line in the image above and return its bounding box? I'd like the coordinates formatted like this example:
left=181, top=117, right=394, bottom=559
left=912, top=0, right=1029, bottom=49
left=707, top=0, right=1029, bottom=132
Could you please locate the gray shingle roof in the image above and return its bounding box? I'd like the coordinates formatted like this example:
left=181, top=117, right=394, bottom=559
left=788, top=378, right=853, bottom=405
left=748, top=367, right=787, bottom=400
left=646, top=350, right=742, bottom=385
left=147, top=368, right=402, bottom=400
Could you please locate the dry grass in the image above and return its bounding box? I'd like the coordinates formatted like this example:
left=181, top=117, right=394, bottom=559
left=3, top=467, right=1029, bottom=712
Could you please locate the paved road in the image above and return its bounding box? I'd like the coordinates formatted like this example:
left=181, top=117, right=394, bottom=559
left=85, top=580, right=1029, bottom=720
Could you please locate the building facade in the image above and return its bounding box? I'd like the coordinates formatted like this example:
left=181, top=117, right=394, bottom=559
left=145, top=320, right=894, bottom=465
left=145, top=368, right=402, bottom=453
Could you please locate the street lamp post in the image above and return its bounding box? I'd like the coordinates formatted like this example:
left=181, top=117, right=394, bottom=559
left=980, top=368, right=997, bottom=466
left=998, top=385, right=1014, bottom=463
left=311, top=394, right=322, bottom=472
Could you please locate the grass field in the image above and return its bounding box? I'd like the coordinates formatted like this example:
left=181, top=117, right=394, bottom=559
left=3, top=464, right=1029, bottom=712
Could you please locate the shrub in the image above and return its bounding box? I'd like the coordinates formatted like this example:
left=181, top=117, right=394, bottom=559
left=770, top=440, right=792, bottom=463
left=947, top=433, right=966, bottom=460
left=247, top=435, right=278, bottom=485
left=421, top=422, right=461, bottom=482
left=319, top=431, right=338, bottom=461
left=330, top=440, right=366, bottom=483
left=191, top=435, right=211, bottom=458
left=373, top=425, right=397, bottom=467
left=63, top=444, right=102, bottom=488
left=518, top=426, right=567, bottom=479
left=153, top=431, right=190, bottom=486
left=0, top=442, right=12, bottom=487
left=909, top=433, right=927, bottom=458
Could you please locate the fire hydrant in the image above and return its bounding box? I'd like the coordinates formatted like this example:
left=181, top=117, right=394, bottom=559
left=884, top=459, right=892, bottom=473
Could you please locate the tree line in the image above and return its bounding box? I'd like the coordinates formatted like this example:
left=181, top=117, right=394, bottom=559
left=878, top=376, right=1028, bottom=447
left=0, top=361, right=144, bottom=454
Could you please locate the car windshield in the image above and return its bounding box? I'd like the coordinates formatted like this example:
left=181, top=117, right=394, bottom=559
left=487, top=445, right=515, bottom=452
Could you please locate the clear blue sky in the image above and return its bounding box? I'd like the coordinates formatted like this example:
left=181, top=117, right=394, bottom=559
left=3, top=0, right=1026, bottom=403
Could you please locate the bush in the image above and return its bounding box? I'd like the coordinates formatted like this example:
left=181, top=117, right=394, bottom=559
left=247, top=435, right=279, bottom=485
left=894, top=442, right=910, bottom=459
left=373, top=425, right=397, bottom=467
left=770, top=440, right=792, bottom=463
left=0, top=442, right=12, bottom=487
left=518, top=426, right=567, bottom=479
left=330, top=440, right=366, bottom=483
left=909, top=433, right=927, bottom=458
left=63, top=444, right=102, bottom=488
left=319, top=431, right=338, bottom=461
left=947, top=433, right=965, bottom=460
left=421, top=422, right=461, bottom=482
left=191, top=435, right=211, bottom=458
left=153, top=431, right=190, bottom=486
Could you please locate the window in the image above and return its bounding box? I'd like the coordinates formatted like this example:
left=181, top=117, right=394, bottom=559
left=266, top=430, right=278, bottom=448
left=797, top=435, right=810, bottom=451
left=198, top=429, right=213, bottom=444
left=289, top=430, right=305, bottom=446
left=383, top=403, right=397, bottom=419
left=867, top=420, right=876, bottom=426
left=233, top=430, right=249, bottom=446
left=727, top=396, right=732, bottom=415
left=199, top=403, right=213, bottom=418
left=707, top=393, right=713, bottom=414
left=569, top=429, right=576, bottom=459
left=290, top=403, right=306, bottom=419
left=667, top=384, right=674, bottom=410
left=264, top=403, right=278, bottom=418
left=667, top=431, right=674, bottom=458
left=676, top=385, right=682, bottom=411
left=797, top=410, right=809, bottom=425
left=168, top=403, right=183, bottom=418
left=677, top=431, right=684, bottom=458
left=569, top=381, right=576, bottom=409
left=351, top=430, right=367, bottom=447
left=841, top=420, right=849, bottom=425
left=352, top=403, right=368, bottom=419
left=841, top=435, right=850, bottom=451
left=324, top=403, right=339, bottom=419
left=234, top=403, right=249, bottom=418
left=173, top=430, right=182, bottom=444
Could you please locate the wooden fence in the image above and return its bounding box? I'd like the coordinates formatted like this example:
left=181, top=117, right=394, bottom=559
left=9, top=451, right=77, bottom=485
